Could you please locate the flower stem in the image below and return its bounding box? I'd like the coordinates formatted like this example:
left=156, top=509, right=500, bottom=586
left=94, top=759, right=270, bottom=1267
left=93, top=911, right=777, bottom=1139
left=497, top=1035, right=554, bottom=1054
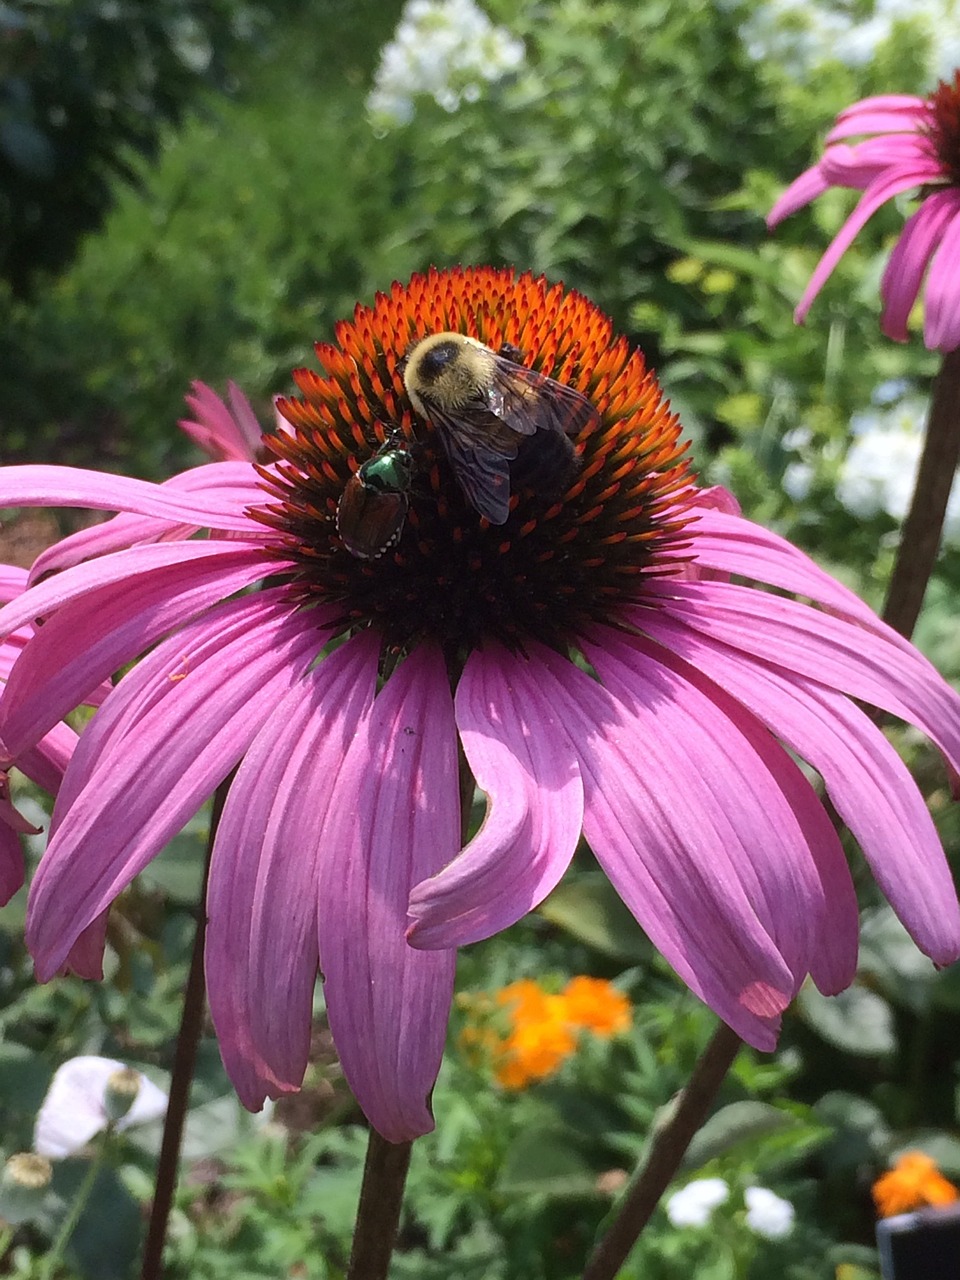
left=882, top=348, right=960, bottom=638
left=140, top=777, right=231, bottom=1280
left=346, top=1132, right=413, bottom=1280
left=40, top=1136, right=110, bottom=1280
left=581, top=1022, right=742, bottom=1280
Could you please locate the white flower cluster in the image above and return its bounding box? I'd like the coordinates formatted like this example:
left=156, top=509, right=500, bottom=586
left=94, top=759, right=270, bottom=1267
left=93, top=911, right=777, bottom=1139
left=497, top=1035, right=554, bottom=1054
left=367, top=0, right=524, bottom=129
left=740, top=0, right=960, bottom=83
left=837, top=395, right=960, bottom=543
left=665, top=1178, right=795, bottom=1240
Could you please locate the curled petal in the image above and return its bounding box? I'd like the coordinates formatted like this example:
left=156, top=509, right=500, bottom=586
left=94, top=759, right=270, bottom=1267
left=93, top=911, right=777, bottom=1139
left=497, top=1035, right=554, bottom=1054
left=408, top=643, right=583, bottom=947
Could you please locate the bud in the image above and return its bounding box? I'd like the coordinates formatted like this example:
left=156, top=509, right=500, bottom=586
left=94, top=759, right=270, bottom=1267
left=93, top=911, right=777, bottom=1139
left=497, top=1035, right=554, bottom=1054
left=103, top=1067, right=142, bottom=1123
left=1, top=1153, right=53, bottom=1221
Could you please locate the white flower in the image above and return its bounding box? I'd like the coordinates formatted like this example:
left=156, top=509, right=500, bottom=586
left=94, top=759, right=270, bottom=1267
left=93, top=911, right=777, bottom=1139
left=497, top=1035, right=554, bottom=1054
left=837, top=397, right=960, bottom=543
left=665, top=1177, right=730, bottom=1228
left=34, top=1056, right=168, bottom=1158
left=744, top=1186, right=795, bottom=1239
left=367, top=0, right=524, bottom=128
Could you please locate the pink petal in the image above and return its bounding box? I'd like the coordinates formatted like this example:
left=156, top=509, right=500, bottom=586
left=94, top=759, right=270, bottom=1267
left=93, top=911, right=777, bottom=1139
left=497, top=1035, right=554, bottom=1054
left=26, top=590, right=325, bottom=977
left=206, top=632, right=380, bottom=1110
left=61, top=914, right=108, bottom=980
left=0, top=543, right=279, bottom=759
left=767, top=165, right=832, bottom=226
left=0, top=465, right=260, bottom=533
left=27, top=463, right=272, bottom=582
left=517, top=645, right=801, bottom=1049
left=827, top=96, right=930, bottom=140
left=408, top=642, right=583, bottom=947
left=0, top=565, right=28, bottom=603
left=17, top=723, right=78, bottom=795
left=0, top=815, right=25, bottom=904
left=881, top=191, right=960, bottom=342
left=818, top=138, right=935, bottom=188
left=687, top=507, right=910, bottom=640
left=794, top=165, right=940, bottom=323
left=635, top=581, right=960, bottom=770
left=640, top=612, right=960, bottom=965
left=586, top=631, right=856, bottom=998
left=180, top=382, right=263, bottom=463
left=924, top=198, right=960, bottom=352
left=317, top=644, right=460, bottom=1142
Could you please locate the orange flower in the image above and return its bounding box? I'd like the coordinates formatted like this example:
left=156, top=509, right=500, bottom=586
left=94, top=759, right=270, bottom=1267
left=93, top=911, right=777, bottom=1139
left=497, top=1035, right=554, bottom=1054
left=562, top=976, right=632, bottom=1037
left=494, top=1015, right=578, bottom=1090
left=873, top=1151, right=959, bottom=1218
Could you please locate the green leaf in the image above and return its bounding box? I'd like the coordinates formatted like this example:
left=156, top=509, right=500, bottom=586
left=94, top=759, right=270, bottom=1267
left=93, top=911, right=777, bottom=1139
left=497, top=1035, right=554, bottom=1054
left=796, top=983, right=896, bottom=1055
left=496, top=1127, right=597, bottom=1198
left=539, top=874, right=650, bottom=961
left=683, top=1100, right=797, bottom=1167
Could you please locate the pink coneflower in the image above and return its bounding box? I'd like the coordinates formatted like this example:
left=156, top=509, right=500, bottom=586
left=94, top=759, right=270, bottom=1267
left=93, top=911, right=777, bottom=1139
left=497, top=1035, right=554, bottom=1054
left=768, top=72, right=960, bottom=351
left=179, top=380, right=289, bottom=463
left=0, top=565, right=77, bottom=904
left=1, top=268, right=959, bottom=1141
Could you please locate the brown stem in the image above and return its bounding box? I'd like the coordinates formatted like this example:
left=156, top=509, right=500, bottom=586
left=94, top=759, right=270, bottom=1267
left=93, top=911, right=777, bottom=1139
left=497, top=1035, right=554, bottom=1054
left=346, top=1132, right=413, bottom=1280
left=140, top=778, right=230, bottom=1280
left=882, top=348, right=960, bottom=638
left=581, top=1022, right=742, bottom=1280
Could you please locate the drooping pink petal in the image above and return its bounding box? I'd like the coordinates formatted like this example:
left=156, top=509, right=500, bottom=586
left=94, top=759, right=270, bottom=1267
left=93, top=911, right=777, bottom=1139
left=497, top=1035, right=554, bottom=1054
left=0, top=565, right=28, bottom=602
left=26, top=590, right=327, bottom=977
left=0, top=465, right=259, bottom=533
left=767, top=165, right=833, bottom=226
left=687, top=507, right=914, bottom=642
left=510, top=644, right=805, bottom=1049
left=794, top=165, right=941, bottom=323
left=638, top=611, right=960, bottom=965
left=317, top=643, right=460, bottom=1142
left=61, top=914, right=108, bottom=980
left=18, top=723, right=78, bottom=795
left=0, top=816, right=25, bottom=905
left=634, top=580, right=960, bottom=769
left=408, top=642, right=583, bottom=947
left=880, top=191, right=960, bottom=342
left=924, top=198, right=960, bottom=352
left=0, top=543, right=280, bottom=759
left=206, top=632, right=380, bottom=1110
left=818, top=138, right=937, bottom=190
left=586, top=630, right=857, bottom=997
left=27, top=463, right=273, bottom=581
left=827, top=95, right=930, bottom=141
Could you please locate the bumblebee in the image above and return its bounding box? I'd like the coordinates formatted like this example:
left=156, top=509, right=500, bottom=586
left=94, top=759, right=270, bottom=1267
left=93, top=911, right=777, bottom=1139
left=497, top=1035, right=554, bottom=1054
left=401, top=332, right=598, bottom=524
left=336, top=438, right=417, bottom=560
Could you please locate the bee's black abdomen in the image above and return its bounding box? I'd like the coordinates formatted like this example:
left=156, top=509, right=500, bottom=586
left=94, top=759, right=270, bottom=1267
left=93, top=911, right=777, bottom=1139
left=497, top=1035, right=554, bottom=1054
left=510, top=429, right=580, bottom=497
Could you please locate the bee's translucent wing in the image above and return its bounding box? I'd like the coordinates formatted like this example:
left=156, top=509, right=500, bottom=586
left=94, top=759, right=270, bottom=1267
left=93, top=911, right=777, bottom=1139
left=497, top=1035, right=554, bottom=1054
left=428, top=408, right=513, bottom=524
left=488, top=361, right=599, bottom=439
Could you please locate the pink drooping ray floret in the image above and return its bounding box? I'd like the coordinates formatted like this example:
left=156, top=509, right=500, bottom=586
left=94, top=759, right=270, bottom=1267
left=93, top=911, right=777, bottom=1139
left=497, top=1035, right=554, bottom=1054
left=768, top=77, right=960, bottom=352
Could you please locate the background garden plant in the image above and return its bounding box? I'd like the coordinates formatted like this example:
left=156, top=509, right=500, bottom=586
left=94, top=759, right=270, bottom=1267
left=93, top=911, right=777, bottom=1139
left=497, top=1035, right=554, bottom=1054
left=2, top=1, right=960, bottom=1277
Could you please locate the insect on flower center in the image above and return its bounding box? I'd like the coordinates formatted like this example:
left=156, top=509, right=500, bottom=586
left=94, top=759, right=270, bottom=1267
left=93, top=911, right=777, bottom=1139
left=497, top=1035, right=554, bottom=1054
left=251, top=268, right=695, bottom=659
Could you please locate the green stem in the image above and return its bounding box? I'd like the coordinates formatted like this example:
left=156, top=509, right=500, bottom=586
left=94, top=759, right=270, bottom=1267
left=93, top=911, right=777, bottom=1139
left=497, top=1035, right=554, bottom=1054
left=881, top=348, right=960, bottom=638
left=346, top=1132, right=413, bottom=1280
left=581, top=1022, right=742, bottom=1280
left=139, top=777, right=231, bottom=1280
left=41, top=1137, right=110, bottom=1280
